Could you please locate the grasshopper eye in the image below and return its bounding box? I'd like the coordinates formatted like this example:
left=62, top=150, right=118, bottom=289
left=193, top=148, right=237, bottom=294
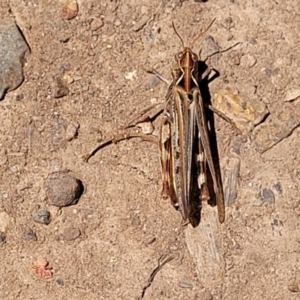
left=192, top=53, right=198, bottom=61
left=176, top=52, right=184, bottom=60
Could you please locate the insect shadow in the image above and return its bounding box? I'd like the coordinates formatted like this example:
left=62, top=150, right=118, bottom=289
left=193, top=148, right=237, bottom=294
left=188, top=60, right=222, bottom=227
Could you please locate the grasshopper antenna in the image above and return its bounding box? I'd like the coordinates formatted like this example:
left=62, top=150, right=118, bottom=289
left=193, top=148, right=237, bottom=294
left=204, top=42, right=241, bottom=62
left=172, top=21, right=185, bottom=48
left=190, top=18, right=216, bottom=48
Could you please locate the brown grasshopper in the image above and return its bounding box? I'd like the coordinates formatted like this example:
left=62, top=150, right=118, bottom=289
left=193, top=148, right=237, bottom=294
left=85, top=20, right=233, bottom=226
left=157, top=19, right=225, bottom=226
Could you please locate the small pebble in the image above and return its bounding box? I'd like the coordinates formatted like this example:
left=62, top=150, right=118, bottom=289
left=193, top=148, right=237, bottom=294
left=63, top=73, right=74, bottom=85
left=233, top=54, right=240, bottom=65
left=56, top=279, right=64, bottom=286
left=52, top=77, right=69, bottom=98
left=132, top=15, right=150, bottom=32
left=240, top=54, right=257, bottom=68
left=223, top=17, right=234, bottom=29
left=124, top=70, right=137, bottom=81
left=15, top=94, right=24, bottom=101
left=140, top=6, right=148, bottom=14
left=259, top=188, right=275, bottom=204
left=46, top=172, right=83, bottom=207
left=130, top=213, right=141, bottom=226
left=144, top=236, right=156, bottom=245
left=32, top=258, right=53, bottom=278
left=137, top=121, right=154, bottom=134
left=60, top=37, right=70, bottom=43
left=32, top=210, right=51, bottom=225
left=10, top=165, right=19, bottom=173
left=284, top=87, right=300, bottom=102
left=62, top=0, right=78, bottom=20
left=273, top=182, right=282, bottom=194
left=61, top=227, right=81, bottom=241
left=288, top=284, right=299, bottom=293
left=65, top=121, right=79, bottom=141
left=271, top=218, right=283, bottom=227
left=23, top=228, right=37, bottom=241
left=178, top=280, right=193, bottom=289
left=114, top=18, right=121, bottom=27
left=0, top=232, right=6, bottom=244
left=0, top=211, right=14, bottom=232
left=90, top=19, right=104, bottom=31
left=195, top=291, right=213, bottom=300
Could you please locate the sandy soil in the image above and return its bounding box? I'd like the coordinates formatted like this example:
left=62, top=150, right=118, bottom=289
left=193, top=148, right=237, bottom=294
left=1, top=0, right=300, bottom=299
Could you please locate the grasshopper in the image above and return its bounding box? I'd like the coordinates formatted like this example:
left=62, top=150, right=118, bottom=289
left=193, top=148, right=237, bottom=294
left=158, top=20, right=225, bottom=226
left=85, top=20, right=231, bottom=226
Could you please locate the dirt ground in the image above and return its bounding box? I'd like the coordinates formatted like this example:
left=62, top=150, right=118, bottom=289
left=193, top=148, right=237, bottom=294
left=1, top=0, right=300, bottom=299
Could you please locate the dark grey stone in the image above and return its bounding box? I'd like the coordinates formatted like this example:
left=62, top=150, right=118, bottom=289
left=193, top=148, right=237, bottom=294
left=0, top=19, right=30, bottom=100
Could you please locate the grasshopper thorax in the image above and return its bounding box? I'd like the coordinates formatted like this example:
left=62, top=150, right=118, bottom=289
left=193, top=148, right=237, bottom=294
left=175, top=48, right=198, bottom=70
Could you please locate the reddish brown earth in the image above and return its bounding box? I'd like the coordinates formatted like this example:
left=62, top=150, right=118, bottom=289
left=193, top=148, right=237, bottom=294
left=1, top=0, right=300, bottom=299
